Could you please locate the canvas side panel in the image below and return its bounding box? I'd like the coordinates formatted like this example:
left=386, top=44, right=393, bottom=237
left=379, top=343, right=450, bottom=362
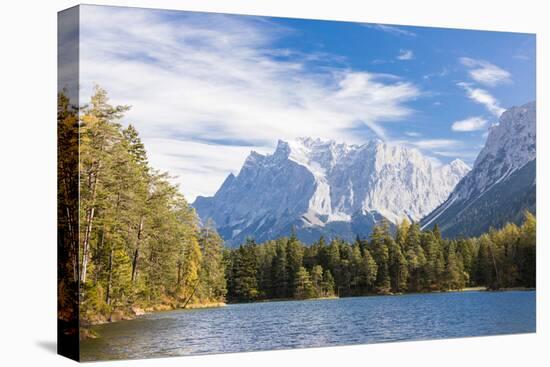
left=57, top=5, right=80, bottom=362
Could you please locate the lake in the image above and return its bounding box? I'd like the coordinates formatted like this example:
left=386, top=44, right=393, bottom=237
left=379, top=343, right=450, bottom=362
left=80, top=290, right=536, bottom=361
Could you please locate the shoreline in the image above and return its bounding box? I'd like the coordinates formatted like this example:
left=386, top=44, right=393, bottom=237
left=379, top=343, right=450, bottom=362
left=81, top=287, right=535, bottom=339
left=225, top=286, right=536, bottom=305
left=81, top=301, right=227, bottom=339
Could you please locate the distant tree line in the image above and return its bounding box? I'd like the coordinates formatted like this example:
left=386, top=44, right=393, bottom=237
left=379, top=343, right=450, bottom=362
left=225, top=213, right=536, bottom=302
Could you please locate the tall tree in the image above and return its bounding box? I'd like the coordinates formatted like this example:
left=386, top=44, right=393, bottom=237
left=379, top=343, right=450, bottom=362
left=404, top=223, right=427, bottom=291
left=286, top=229, right=304, bottom=297
left=79, top=86, right=129, bottom=284
left=198, top=220, right=227, bottom=302
left=370, top=221, right=391, bottom=294
left=270, top=241, right=288, bottom=298
left=294, top=267, right=315, bottom=299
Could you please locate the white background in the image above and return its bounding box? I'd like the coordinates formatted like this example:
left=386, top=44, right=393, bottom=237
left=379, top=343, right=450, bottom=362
left=0, top=0, right=548, bottom=365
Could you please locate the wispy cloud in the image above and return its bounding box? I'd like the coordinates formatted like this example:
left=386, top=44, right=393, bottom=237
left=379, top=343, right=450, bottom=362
left=405, top=131, right=421, bottom=137
left=392, top=138, right=476, bottom=164
left=364, top=24, right=417, bottom=37
left=432, top=150, right=478, bottom=160
left=451, top=116, right=488, bottom=132
left=143, top=138, right=269, bottom=201
left=80, top=6, right=421, bottom=200
left=423, top=67, right=449, bottom=80
left=410, top=139, right=460, bottom=149
left=397, top=49, right=414, bottom=61
left=513, top=53, right=530, bottom=61
left=457, top=82, right=505, bottom=117
left=459, top=57, right=511, bottom=87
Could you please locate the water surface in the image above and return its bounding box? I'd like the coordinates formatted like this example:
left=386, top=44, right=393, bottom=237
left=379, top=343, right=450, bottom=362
left=81, top=291, right=536, bottom=361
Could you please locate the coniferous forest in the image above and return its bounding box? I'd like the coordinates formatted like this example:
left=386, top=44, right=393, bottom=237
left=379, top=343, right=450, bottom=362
left=58, top=87, right=536, bottom=328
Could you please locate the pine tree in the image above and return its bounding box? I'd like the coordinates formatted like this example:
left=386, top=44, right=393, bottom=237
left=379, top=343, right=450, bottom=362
left=360, top=247, right=378, bottom=293
left=198, top=220, right=227, bottom=302
left=476, top=234, right=497, bottom=289
left=519, top=211, right=536, bottom=287
left=388, top=234, right=408, bottom=293
left=421, top=231, right=444, bottom=290
left=79, top=86, right=129, bottom=285
left=310, top=265, right=324, bottom=297
left=443, top=241, right=463, bottom=290
left=395, top=218, right=411, bottom=251
left=123, top=124, right=148, bottom=173
left=286, top=229, right=303, bottom=297
left=404, top=223, right=427, bottom=291
left=270, top=241, right=288, bottom=298
left=370, top=222, right=391, bottom=294
left=294, top=267, right=315, bottom=299
left=322, top=270, right=336, bottom=296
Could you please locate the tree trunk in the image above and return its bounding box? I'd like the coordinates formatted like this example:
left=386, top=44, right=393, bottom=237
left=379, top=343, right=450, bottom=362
left=177, top=261, right=182, bottom=286
left=94, top=227, right=106, bottom=284
left=105, top=190, right=122, bottom=305
left=81, top=166, right=100, bottom=284
left=106, top=246, right=114, bottom=305
left=182, top=279, right=200, bottom=309
left=131, top=216, right=144, bottom=283
left=488, top=242, right=500, bottom=287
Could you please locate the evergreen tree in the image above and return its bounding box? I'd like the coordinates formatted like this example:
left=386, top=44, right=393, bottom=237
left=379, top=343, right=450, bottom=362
left=310, top=265, right=324, bottom=297
left=519, top=211, right=536, bottom=287
left=443, top=241, right=464, bottom=290
left=286, top=229, right=304, bottom=297
left=322, top=270, right=336, bottom=296
left=421, top=231, right=444, bottom=290
left=404, top=223, right=427, bottom=291
left=388, top=234, right=408, bottom=293
left=370, top=222, right=391, bottom=294
left=198, top=220, right=227, bottom=302
left=270, top=241, right=288, bottom=298
left=294, top=267, right=315, bottom=299
left=359, top=247, right=378, bottom=293
left=229, top=240, right=259, bottom=301
left=395, top=218, right=411, bottom=251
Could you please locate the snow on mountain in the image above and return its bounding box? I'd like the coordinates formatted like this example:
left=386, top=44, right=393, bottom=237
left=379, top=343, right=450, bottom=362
left=193, top=137, right=470, bottom=246
left=421, top=101, right=536, bottom=237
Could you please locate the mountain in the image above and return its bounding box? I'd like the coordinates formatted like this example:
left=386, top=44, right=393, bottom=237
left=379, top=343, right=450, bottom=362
left=193, top=137, right=469, bottom=246
left=421, top=101, right=536, bottom=237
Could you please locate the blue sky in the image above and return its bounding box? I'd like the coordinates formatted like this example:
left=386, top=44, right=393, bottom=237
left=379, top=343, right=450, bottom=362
left=79, top=5, right=535, bottom=201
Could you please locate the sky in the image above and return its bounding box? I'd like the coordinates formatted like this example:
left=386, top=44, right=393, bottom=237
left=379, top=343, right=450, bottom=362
left=78, top=5, right=536, bottom=202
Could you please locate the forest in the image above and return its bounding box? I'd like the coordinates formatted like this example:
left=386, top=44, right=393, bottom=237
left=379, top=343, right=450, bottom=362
left=58, top=87, right=536, bottom=328
left=58, top=87, right=226, bottom=326
left=225, top=216, right=536, bottom=302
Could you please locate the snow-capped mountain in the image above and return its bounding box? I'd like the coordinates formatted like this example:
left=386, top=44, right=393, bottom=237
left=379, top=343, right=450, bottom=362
left=421, top=101, right=536, bottom=237
left=193, top=137, right=469, bottom=246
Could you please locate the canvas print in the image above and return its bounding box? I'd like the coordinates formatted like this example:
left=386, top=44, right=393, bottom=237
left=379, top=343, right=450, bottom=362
left=57, top=4, right=536, bottom=362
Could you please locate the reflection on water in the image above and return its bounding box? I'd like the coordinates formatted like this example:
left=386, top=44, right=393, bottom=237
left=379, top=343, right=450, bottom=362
left=81, top=291, right=535, bottom=361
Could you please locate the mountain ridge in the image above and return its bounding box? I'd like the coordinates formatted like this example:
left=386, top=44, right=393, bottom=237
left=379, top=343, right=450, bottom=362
left=421, top=101, right=536, bottom=237
left=193, top=137, right=470, bottom=246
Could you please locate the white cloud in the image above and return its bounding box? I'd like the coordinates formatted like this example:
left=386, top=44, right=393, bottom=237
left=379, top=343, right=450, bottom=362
left=457, top=82, right=505, bottom=117
left=79, top=6, right=420, bottom=201
left=397, top=49, right=414, bottom=60
left=459, top=57, right=511, bottom=87
left=405, top=131, right=421, bottom=137
left=513, top=54, right=530, bottom=61
left=364, top=24, right=417, bottom=37
left=451, top=116, right=488, bottom=132
left=423, top=67, right=449, bottom=80
left=432, top=150, right=478, bottom=160
left=143, top=138, right=269, bottom=201
left=392, top=138, right=476, bottom=165
left=409, top=139, right=460, bottom=149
